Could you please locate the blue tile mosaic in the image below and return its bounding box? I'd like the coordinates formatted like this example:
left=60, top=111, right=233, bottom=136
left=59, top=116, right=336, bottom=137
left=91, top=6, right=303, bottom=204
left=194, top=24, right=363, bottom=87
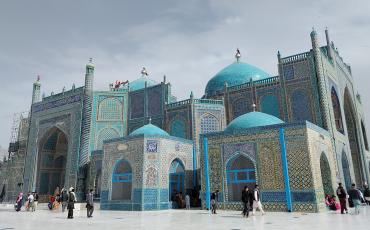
left=292, top=191, right=315, bottom=202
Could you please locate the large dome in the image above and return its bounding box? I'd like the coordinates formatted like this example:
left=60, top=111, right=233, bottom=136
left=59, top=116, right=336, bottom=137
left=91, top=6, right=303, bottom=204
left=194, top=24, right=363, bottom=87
left=205, top=61, right=271, bottom=96
left=129, top=76, right=157, bottom=91
left=129, top=124, right=170, bottom=137
left=225, top=111, right=284, bottom=133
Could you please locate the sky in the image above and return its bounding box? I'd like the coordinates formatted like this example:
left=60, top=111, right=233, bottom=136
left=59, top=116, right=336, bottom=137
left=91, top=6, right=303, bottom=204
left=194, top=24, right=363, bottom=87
left=0, top=0, right=370, bottom=149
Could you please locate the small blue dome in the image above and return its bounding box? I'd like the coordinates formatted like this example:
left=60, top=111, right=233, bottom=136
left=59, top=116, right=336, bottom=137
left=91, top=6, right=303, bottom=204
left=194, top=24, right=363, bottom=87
left=225, top=111, right=284, bottom=133
left=130, top=76, right=157, bottom=91
left=129, top=124, right=170, bottom=137
left=205, top=61, right=271, bottom=96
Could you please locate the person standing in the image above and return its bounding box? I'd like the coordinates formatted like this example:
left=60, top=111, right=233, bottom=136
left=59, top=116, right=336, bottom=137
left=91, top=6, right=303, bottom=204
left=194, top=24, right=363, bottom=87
left=86, top=189, right=94, bottom=218
left=248, top=188, right=254, bottom=212
left=185, top=194, right=190, bottom=210
left=33, top=191, right=39, bottom=211
left=363, top=185, right=370, bottom=205
left=60, top=188, right=68, bottom=212
left=27, top=193, right=35, bottom=212
left=198, top=189, right=202, bottom=207
left=67, top=187, right=76, bottom=219
left=252, top=185, right=265, bottom=215
left=336, top=183, right=348, bottom=214
left=25, top=192, right=30, bottom=211
left=348, top=183, right=361, bottom=215
left=241, top=186, right=250, bottom=218
left=15, top=192, right=23, bottom=212
left=211, top=190, right=219, bottom=214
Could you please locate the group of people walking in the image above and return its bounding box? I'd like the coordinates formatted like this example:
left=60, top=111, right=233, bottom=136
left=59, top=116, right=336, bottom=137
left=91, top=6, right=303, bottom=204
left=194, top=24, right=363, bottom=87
left=14, top=187, right=94, bottom=219
left=336, top=183, right=370, bottom=215
left=15, top=191, right=38, bottom=212
left=210, top=185, right=265, bottom=217
left=241, top=185, right=265, bottom=217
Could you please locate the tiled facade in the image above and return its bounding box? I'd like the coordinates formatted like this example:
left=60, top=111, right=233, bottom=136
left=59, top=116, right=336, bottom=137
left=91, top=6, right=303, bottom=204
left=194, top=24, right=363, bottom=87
left=200, top=122, right=337, bottom=213
left=100, top=135, right=193, bottom=210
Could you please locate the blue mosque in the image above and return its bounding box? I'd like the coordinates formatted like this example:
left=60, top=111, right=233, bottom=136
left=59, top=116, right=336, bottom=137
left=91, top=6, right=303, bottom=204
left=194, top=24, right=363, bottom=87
left=0, top=28, right=369, bottom=212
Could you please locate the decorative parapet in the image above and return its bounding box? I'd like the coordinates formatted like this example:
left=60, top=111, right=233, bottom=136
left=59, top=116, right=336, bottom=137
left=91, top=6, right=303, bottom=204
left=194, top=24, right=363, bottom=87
left=166, top=98, right=224, bottom=109
left=193, top=99, right=224, bottom=105
left=227, top=76, right=280, bottom=92
left=281, top=52, right=310, bottom=64
left=41, top=86, right=84, bottom=103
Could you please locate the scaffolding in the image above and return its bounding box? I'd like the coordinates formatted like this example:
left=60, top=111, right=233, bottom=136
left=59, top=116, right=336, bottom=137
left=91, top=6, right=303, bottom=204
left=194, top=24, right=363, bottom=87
left=8, top=111, right=29, bottom=157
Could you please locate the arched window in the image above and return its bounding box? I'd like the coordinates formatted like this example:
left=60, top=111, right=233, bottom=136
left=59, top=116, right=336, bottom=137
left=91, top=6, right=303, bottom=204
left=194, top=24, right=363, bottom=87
left=226, top=154, right=256, bottom=201
left=361, top=121, right=369, bottom=151
left=98, top=98, right=123, bottom=121
left=97, top=128, right=120, bottom=150
left=260, top=94, right=280, bottom=118
left=111, top=160, right=132, bottom=200
left=170, top=120, right=186, bottom=139
left=320, top=153, right=334, bottom=196
left=291, top=89, right=312, bottom=122
left=169, top=159, right=185, bottom=202
left=331, top=87, right=344, bottom=133
left=200, top=113, right=219, bottom=134
left=232, top=98, right=247, bottom=119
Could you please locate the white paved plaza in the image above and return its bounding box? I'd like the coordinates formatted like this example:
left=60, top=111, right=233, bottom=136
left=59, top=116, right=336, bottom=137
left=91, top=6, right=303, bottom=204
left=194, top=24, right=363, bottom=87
left=0, top=205, right=369, bottom=230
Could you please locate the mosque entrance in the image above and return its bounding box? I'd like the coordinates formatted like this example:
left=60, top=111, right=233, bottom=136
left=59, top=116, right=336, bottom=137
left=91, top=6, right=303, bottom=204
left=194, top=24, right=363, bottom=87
left=226, top=154, right=256, bottom=201
left=319, top=153, right=334, bottom=196
left=343, top=88, right=364, bottom=187
left=169, top=159, right=185, bottom=208
left=36, top=128, right=68, bottom=201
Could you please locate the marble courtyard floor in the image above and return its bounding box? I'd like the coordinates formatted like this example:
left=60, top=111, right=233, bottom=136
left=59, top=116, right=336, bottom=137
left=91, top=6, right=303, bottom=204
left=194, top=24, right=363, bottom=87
left=0, top=205, right=369, bottom=230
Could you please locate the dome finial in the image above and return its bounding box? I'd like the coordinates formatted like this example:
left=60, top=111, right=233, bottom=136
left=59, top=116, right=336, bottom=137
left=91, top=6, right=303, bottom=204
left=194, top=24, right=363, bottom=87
left=252, top=103, right=256, bottom=111
left=235, top=48, right=241, bottom=62
left=141, top=67, right=148, bottom=76
left=37, top=75, right=40, bottom=82
left=148, top=117, right=152, bottom=124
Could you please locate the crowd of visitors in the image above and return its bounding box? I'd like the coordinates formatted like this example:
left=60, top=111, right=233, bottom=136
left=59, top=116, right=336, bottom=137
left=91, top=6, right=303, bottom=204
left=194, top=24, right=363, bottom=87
left=9, top=182, right=370, bottom=219
left=322, top=182, right=370, bottom=215
left=12, top=187, right=93, bottom=219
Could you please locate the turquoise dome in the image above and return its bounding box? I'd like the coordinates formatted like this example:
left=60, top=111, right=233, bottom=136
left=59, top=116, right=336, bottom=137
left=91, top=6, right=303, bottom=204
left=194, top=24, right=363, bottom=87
left=129, top=124, right=170, bottom=137
left=225, top=111, right=284, bottom=133
left=205, top=61, right=271, bottom=96
left=130, top=76, right=157, bottom=91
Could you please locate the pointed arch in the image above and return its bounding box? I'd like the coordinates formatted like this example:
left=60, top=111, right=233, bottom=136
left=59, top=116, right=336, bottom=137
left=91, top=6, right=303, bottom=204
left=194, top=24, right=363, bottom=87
left=111, top=159, right=132, bottom=200
left=200, top=113, right=219, bottom=134
left=37, top=127, right=68, bottom=195
left=96, top=128, right=120, bottom=150
left=343, top=87, right=364, bottom=186
left=226, top=153, right=256, bottom=201
left=320, top=152, right=334, bottom=196
left=169, top=159, right=185, bottom=204
left=97, top=97, right=123, bottom=121
left=331, top=87, right=344, bottom=133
